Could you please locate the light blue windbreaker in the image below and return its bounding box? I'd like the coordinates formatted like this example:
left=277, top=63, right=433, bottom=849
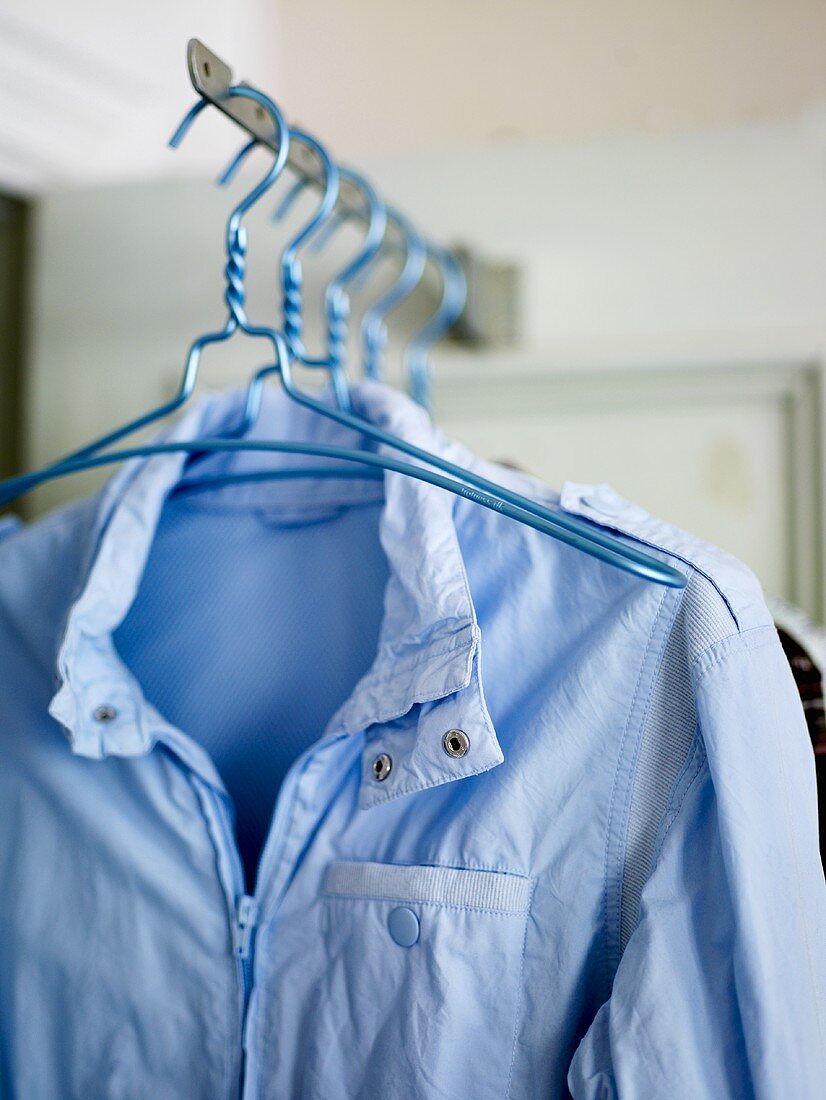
left=0, top=381, right=823, bottom=1099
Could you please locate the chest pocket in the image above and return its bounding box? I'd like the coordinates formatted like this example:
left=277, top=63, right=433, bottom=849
left=305, top=860, right=532, bottom=1100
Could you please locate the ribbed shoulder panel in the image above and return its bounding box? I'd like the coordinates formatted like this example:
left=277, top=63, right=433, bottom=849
left=619, top=571, right=735, bottom=949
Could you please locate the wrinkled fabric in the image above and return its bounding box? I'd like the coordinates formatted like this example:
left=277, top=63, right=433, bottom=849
left=0, top=381, right=823, bottom=1100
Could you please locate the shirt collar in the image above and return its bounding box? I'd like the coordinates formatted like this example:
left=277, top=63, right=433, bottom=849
left=48, top=382, right=503, bottom=805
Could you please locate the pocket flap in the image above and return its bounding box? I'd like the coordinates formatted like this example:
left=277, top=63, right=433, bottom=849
left=324, top=860, right=531, bottom=913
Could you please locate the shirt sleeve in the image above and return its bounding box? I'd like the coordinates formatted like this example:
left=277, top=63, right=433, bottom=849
left=568, top=623, right=826, bottom=1099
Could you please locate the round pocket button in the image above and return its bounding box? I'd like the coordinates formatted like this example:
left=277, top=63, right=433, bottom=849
left=388, top=906, right=420, bottom=947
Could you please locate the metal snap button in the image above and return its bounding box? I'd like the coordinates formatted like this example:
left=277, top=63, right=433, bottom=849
left=371, top=753, right=392, bottom=781
left=388, top=906, right=420, bottom=947
left=92, top=704, right=118, bottom=723
left=443, top=728, right=469, bottom=758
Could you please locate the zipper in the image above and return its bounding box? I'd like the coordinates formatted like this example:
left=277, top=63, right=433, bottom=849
left=193, top=732, right=357, bottom=1097
left=224, top=747, right=334, bottom=1095
left=233, top=892, right=258, bottom=1012
left=201, top=783, right=259, bottom=1099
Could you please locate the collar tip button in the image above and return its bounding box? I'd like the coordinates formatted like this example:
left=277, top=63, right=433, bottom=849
left=92, top=704, right=118, bottom=723
left=443, top=729, right=469, bottom=758
left=371, top=752, right=392, bottom=782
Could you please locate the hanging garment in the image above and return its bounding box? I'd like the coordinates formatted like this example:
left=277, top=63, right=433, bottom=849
left=0, top=381, right=824, bottom=1100
left=769, top=595, right=826, bottom=865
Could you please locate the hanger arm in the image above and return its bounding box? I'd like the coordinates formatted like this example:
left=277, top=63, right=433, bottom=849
left=230, top=355, right=686, bottom=589
left=8, top=437, right=686, bottom=589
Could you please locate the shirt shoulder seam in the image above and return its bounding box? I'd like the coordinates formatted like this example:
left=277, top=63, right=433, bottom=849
left=691, top=622, right=779, bottom=680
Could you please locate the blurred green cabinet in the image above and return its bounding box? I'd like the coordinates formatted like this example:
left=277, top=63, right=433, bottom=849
left=0, top=195, right=26, bottom=493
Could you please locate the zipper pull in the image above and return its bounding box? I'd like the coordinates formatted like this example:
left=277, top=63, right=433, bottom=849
left=233, top=894, right=258, bottom=960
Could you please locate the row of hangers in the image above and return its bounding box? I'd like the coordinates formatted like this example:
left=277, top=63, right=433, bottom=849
left=0, top=40, right=684, bottom=590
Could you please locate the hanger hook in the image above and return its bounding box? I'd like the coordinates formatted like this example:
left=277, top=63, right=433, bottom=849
left=165, top=85, right=291, bottom=423
left=279, top=166, right=388, bottom=406
left=219, top=129, right=354, bottom=406
left=320, top=167, right=387, bottom=373
left=272, top=164, right=388, bottom=412
left=170, top=86, right=290, bottom=330
left=404, top=245, right=466, bottom=411
left=277, top=131, right=339, bottom=362
left=361, top=208, right=427, bottom=382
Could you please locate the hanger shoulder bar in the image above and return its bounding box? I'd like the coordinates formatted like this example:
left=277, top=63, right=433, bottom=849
left=8, top=436, right=687, bottom=589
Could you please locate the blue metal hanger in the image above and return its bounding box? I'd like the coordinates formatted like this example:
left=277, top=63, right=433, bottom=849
left=404, top=244, right=467, bottom=411
left=0, top=83, right=293, bottom=506
left=319, top=167, right=388, bottom=387
left=274, top=165, right=390, bottom=404
left=219, top=129, right=347, bottom=405
left=221, top=140, right=388, bottom=412
left=362, top=208, right=427, bottom=381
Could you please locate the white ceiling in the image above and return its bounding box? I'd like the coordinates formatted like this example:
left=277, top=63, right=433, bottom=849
left=279, top=0, right=826, bottom=154
left=0, top=0, right=279, bottom=193
left=2, top=0, right=826, bottom=196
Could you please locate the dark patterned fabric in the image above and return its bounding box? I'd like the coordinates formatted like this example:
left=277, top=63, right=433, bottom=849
left=776, top=625, right=826, bottom=864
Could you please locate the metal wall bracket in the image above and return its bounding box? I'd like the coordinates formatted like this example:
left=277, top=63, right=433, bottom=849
left=186, top=38, right=521, bottom=345
left=452, top=244, right=522, bottom=345
left=187, top=39, right=373, bottom=222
